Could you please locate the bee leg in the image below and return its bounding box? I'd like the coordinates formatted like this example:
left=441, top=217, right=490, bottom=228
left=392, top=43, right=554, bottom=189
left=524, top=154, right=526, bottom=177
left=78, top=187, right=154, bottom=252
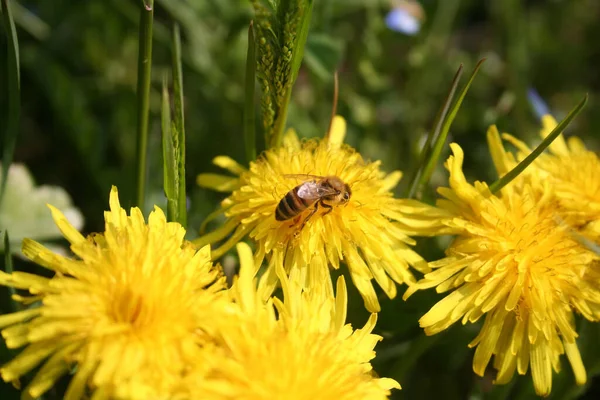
left=289, top=215, right=302, bottom=228
left=320, top=200, right=334, bottom=217
left=295, top=206, right=319, bottom=237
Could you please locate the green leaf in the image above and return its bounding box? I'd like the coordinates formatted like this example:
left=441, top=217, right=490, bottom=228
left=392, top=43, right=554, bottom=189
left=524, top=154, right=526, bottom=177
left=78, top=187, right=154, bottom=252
left=171, top=22, right=187, bottom=227
left=161, top=75, right=178, bottom=223
left=0, top=0, right=21, bottom=206
left=488, top=94, right=588, bottom=194
left=244, top=21, right=257, bottom=163
left=134, top=0, right=154, bottom=210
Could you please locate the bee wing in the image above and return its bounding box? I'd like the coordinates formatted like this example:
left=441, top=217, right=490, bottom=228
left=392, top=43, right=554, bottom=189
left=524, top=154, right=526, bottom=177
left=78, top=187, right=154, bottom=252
left=296, top=181, right=337, bottom=200
left=296, top=182, right=321, bottom=200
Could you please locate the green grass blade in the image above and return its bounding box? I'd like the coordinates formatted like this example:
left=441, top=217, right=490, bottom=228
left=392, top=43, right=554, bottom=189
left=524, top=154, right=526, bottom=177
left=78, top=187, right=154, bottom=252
left=0, top=0, right=21, bottom=205
left=489, top=94, right=588, bottom=194
left=2, top=232, right=17, bottom=313
left=244, top=21, right=257, bottom=163
left=171, top=22, right=187, bottom=227
left=161, top=75, right=178, bottom=222
left=11, top=1, right=50, bottom=41
left=405, top=64, right=463, bottom=199
left=418, top=59, right=485, bottom=197
left=134, top=0, right=154, bottom=210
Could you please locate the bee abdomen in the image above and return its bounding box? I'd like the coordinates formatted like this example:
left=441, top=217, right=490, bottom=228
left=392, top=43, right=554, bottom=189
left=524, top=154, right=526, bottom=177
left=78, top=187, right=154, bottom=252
left=275, top=188, right=312, bottom=221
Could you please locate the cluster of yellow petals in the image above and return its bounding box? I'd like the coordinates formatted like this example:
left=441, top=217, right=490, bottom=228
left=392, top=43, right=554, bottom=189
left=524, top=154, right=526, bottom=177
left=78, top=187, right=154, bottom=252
left=0, top=187, right=400, bottom=399
left=4, top=110, right=599, bottom=399
left=182, top=243, right=400, bottom=400
left=196, top=116, right=448, bottom=312
left=505, top=115, right=600, bottom=241
left=405, top=126, right=600, bottom=396
left=0, top=187, right=228, bottom=399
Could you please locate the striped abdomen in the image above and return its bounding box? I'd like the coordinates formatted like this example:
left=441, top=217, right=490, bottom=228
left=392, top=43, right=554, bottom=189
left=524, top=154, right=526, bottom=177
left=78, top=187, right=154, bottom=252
left=275, top=185, right=315, bottom=221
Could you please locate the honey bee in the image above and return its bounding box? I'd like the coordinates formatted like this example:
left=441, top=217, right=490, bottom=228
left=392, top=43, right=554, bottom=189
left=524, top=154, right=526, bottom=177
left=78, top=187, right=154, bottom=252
left=276, top=174, right=352, bottom=229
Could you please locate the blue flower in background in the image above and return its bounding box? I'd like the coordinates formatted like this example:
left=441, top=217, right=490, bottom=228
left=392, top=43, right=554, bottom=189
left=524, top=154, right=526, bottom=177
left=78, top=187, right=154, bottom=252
left=386, top=1, right=425, bottom=36
left=527, top=87, right=551, bottom=120
left=386, top=8, right=421, bottom=35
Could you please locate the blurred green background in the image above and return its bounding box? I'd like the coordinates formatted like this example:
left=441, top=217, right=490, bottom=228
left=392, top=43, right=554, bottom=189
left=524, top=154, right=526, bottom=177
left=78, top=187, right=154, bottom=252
left=2, top=0, right=600, bottom=399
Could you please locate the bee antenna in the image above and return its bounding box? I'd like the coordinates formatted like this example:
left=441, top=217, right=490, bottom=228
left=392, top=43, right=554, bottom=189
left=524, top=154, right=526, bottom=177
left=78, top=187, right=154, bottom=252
left=326, top=70, right=339, bottom=140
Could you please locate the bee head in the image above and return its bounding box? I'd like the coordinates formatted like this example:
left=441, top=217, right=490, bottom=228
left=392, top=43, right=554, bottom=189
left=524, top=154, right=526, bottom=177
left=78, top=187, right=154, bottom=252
left=342, top=184, right=352, bottom=203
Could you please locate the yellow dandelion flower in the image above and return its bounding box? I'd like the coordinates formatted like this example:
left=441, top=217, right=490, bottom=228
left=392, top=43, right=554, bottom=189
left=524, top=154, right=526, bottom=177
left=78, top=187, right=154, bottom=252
left=196, top=116, right=449, bottom=312
left=184, top=242, right=400, bottom=399
left=403, top=128, right=600, bottom=396
left=0, top=187, right=228, bottom=400
left=501, top=114, right=600, bottom=240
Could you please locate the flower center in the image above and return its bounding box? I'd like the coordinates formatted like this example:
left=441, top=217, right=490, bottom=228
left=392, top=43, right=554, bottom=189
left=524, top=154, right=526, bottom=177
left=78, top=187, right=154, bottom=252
left=110, top=287, right=147, bottom=327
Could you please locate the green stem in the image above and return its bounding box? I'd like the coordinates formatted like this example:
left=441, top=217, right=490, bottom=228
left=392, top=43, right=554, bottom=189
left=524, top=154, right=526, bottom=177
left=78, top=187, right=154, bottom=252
left=134, top=0, right=154, bottom=210
left=172, top=22, right=187, bottom=227
left=0, top=0, right=21, bottom=205
left=161, top=75, right=177, bottom=222
left=489, top=95, right=588, bottom=194
left=244, top=21, right=257, bottom=162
